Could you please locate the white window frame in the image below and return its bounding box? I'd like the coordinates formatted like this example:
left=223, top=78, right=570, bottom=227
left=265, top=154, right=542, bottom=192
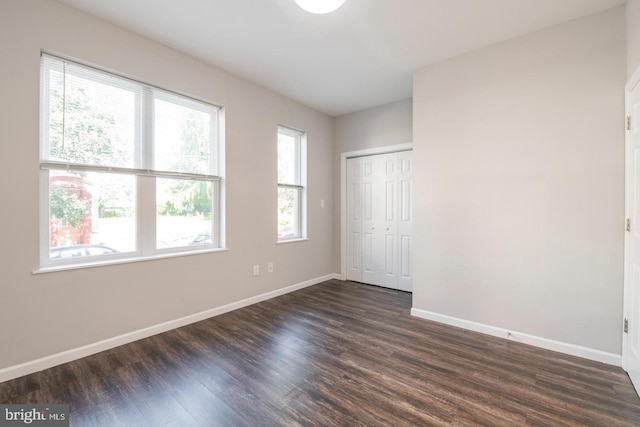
left=38, top=53, right=225, bottom=270
left=277, top=125, right=307, bottom=242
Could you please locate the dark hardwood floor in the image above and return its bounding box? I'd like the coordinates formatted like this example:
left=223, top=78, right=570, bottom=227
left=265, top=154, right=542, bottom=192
left=1, top=279, right=639, bottom=426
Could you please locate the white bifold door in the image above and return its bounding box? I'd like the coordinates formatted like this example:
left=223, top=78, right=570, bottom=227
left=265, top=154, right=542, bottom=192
left=346, top=151, right=413, bottom=292
left=624, top=70, right=640, bottom=396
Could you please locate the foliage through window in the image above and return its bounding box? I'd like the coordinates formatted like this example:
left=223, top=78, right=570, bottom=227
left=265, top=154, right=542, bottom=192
left=40, top=54, right=222, bottom=266
left=277, top=126, right=306, bottom=241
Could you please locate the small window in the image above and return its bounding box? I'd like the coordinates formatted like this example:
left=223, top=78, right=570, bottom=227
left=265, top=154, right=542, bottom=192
left=277, top=126, right=306, bottom=241
left=40, top=54, right=223, bottom=267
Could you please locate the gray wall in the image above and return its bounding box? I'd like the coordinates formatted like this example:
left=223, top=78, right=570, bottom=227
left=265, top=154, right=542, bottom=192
left=0, top=0, right=334, bottom=370
left=332, top=99, right=413, bottom=272
left=630, top=0, right=640, bottom=78
left=412, top=7, right=626, bottom=354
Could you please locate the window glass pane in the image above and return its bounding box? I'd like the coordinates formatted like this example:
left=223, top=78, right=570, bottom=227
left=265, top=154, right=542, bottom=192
left=49, top=170, right=136, bottom=259
left=154, top=97, right=213, bottom=175
left=277, top=131, right=299, bottom=185
left=45, top=65, right=136, bottom=168
left=278, top=187, right=300, bottom=239
left=157, top=178, right=213, bottom=249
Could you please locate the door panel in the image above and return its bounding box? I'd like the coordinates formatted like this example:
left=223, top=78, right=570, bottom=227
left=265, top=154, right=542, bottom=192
left=385, top=235, right=396, bottom=275
left=386, top=182, right=395, bottom=222
left=351, top=183, right=360, bottom=221
left=401, top=180, right=411, bottom=223
left=401, top=236, right=412, bottom=278
left=363, top=232, right=374, bottom=274
left=351, top=232, right=361, bottom=271
left=364, top=183, right=373, bottom=221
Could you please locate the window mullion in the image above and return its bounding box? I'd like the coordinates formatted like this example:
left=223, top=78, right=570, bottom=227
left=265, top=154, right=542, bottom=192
left=139, top=87, right=156, bottom=254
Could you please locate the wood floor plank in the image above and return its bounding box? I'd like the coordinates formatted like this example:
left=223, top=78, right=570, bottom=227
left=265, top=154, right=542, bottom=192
left=1, top=279, right=639, bottom=426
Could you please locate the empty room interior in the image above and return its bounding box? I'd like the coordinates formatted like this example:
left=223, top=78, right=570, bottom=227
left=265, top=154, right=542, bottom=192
left=3, top=0, right=640, bottom=425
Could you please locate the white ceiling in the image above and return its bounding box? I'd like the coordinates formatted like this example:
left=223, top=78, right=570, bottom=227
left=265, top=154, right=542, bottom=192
left=55, top=0, right=625, bottom=116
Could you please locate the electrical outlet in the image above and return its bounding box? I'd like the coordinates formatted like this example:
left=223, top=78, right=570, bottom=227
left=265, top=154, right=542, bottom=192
left=267, top=262, right=274, bottom=273
left=253, top=265, right=260, bottom=276
left=321, top=199, right=325, bottom=208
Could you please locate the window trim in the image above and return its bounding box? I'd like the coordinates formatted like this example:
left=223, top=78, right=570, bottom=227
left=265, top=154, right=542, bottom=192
left=39, top=53, right=225, bottom=269
left=277, top=125, right=307, bottom=242
left=33, top=247, right=230, bottom=275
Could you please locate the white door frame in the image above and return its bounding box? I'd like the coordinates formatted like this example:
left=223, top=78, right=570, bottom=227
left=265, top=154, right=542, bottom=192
left=623, top=65, right=640, bottom=384
left=340, top=143, right=413, bottom=280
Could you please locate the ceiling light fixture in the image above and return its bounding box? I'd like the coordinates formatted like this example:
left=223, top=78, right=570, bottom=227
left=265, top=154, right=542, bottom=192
left=295, top=0, right=346, bottom=14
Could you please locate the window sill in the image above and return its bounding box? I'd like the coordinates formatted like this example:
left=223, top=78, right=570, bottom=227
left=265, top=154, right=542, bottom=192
left=277, top=238, right=309, bottom=245
left=33, top=247, right=229, bottom=275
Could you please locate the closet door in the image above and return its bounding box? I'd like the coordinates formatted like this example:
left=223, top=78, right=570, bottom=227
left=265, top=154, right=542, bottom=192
left=346, top=157, right=363, bottom=283
left=379, top=153, right=399, bottom=289
left=346, top=155, right=382, bottom=286
left=361, top=155, right=381, bottom=285
left=397, top=151, right=413, bottom=292
left=346, top=151, right=412, bottom=291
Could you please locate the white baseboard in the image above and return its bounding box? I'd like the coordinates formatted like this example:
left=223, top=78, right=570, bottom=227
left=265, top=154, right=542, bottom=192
left=410, top=308, right=622, bottom=367
left=0, top=274, right=339, bottom=383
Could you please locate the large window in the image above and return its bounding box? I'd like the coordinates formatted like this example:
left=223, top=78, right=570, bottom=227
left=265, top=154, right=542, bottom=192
left=40, top=54, right=222, bottom=267
left=277, top=126, right=306, bottom=241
